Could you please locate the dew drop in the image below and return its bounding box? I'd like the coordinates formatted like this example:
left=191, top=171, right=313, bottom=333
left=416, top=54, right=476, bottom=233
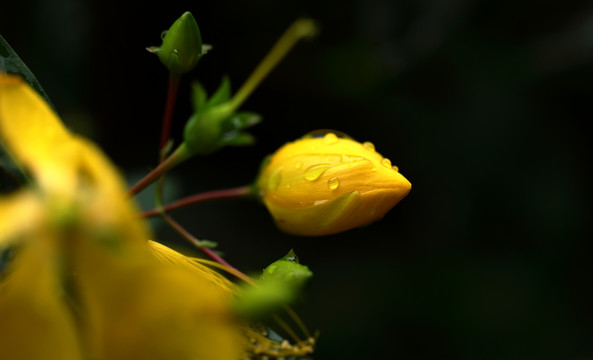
left=323, top=133, right=339, bottom=145
left=304, top=164, right=331, bottom=181
left=342, top=154, right=366, bottom=163
left=381, top=158, right=392, bottom=168
left=392, top=165, right=399, bottom=172
left=328, top=177, right=340, bottom=190
left=267, top=265, right=278, bottom=274
left=362, top=141, right=375, bottom=151
left=267, top=168, right=282, bottom=190
left=295, top=161, right=303, bottom=169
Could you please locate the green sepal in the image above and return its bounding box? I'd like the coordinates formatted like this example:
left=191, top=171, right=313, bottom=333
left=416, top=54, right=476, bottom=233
left=191, top=81, right=208, bottom=110
left=222, top=111, right=262, bottom=132
left=206, top=76, right=231, bottom=108
left=183, top=77, right=261, bottom=156
left=219, top=132, right=256, bottom=147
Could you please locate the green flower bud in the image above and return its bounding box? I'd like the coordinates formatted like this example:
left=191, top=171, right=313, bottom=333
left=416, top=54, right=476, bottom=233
left=150, top=12, right=203, bottom=75
left=234, top=250, right=312, bottom=319
left=260, top=250, right=313, bottom=289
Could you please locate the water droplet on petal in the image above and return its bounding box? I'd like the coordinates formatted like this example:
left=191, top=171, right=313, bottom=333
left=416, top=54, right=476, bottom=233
left=323, top=133, right=339, bottom=145
left=304, top=164, right=331, bottom=181
left=267, top=264, right=278, bottom=274
left=268, top=168, right=282, bottom=190
left=161, top=30, right=168, bottom=40
left=295, top=161, right=303, bottom=169
left=371, top=166, right=377, bottom=172
left=328, top=177, right=340, bottom=190
left=392, top=165, right=399, bottom=172
left=362, top=141, right=375, bottom=151
left=342, top=154, right=367, bottom=163
left=381, top=158, right=392, bottom=168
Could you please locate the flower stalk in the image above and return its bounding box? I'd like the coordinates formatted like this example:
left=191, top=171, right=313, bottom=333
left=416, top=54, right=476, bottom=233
left=159, top=74, right=181, bottom=154
left=227, top=19, right=317, bottom=112
left=127, top=143, right=191, bottom=197
left=141, top=185, right=253, bottom=217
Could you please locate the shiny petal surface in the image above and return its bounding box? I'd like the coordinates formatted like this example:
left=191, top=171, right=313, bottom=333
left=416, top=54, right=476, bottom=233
left=258, top=133, right=411, bottom=235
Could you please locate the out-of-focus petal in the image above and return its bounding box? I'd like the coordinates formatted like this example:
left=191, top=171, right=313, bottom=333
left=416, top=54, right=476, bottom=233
left=0, top=191, right=43, bottom=248
left=0, top=73, right=77, bottom=197
left=0, top=231, right=82, bottom=360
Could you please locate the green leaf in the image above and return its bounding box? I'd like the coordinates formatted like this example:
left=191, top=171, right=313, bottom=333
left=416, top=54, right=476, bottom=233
left=0, top=34, right=54, bottom=110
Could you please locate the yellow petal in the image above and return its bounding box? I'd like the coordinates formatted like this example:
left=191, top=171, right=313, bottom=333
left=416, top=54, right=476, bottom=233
left=98, top=266, right=245, bottom=360
left=0, top=73, right=77, bottom=196
left=258, top=132, right=411, bottom=235
left=0, top=191, right=43, bottom=248
left=147, top=240, right=235, bottom=298
left=0, top=230, right=82, bottom=360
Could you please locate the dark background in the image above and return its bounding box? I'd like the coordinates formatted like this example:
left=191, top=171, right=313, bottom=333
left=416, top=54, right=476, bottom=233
left=2, top=0, right=593, bottom=358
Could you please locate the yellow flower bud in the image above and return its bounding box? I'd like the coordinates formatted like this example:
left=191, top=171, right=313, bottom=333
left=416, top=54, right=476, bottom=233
left=257, top=132, right=412, bottom=236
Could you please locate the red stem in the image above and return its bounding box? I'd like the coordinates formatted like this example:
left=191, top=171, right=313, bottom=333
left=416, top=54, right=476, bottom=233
left=160, top=74, right=181, bottom=152
left=141, top=185, right=253, bottom=217
left=160, top=212, right=249, bottom=281
left=127, top=147, right=187, bottom=197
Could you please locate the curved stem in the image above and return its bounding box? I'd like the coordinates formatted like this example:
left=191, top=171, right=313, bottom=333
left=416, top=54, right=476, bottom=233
left=141, top=185, right=253, bottom=217
left=127, top=144, right=191, bottom=197
left=160, top=212, right=247, bottom=279
left=228, top=18, right=317, bottom=112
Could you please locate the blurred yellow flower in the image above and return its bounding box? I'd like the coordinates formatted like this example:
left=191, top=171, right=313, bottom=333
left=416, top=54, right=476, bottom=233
left=0, top=73, right=243, bottom=359
left=257, top=132, right=411, bottom=236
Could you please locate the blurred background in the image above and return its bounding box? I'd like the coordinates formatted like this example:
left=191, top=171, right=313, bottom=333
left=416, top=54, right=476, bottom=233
left=2, top=0, right=592, bottom=358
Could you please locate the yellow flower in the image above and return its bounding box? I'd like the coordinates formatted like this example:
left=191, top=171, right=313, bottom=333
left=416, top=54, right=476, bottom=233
left=0, top=73, right=243, bottom=359
left=257, top=132, right=411, bottom=236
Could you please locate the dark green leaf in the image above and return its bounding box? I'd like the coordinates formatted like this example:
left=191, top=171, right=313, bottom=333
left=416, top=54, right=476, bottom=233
left=0, top=34, right=54, bottom=109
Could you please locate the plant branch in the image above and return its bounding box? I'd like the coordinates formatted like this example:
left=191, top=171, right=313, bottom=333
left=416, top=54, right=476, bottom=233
left=160, top=74, right=181, bottom=152
left=228, top=18, right=317, bottom=112
left=127, top=144, right=191, bottom=197
left=159, top=212, right=249, bottom=281
left=141, top=185, right=253, bottom=217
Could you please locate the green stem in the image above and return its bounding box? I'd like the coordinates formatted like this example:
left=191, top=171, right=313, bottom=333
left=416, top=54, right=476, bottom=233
left=283, top=305, right=312, bottom=340
left=141, top=185, right=254, bottom=218
left=227, top=18, right=317, bottom=112
left=127, top=144, right=191, bottom=197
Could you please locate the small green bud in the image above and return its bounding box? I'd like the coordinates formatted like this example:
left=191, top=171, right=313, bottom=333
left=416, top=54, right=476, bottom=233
left=261, top=249, right=312, bottom=288
left=150, top=12, right=203, bottom=74
left=234, top=250, right=313, bottom=319
left=183, top=106, right=228, bottom=155
left=182, top=77, right=261, bottom=156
